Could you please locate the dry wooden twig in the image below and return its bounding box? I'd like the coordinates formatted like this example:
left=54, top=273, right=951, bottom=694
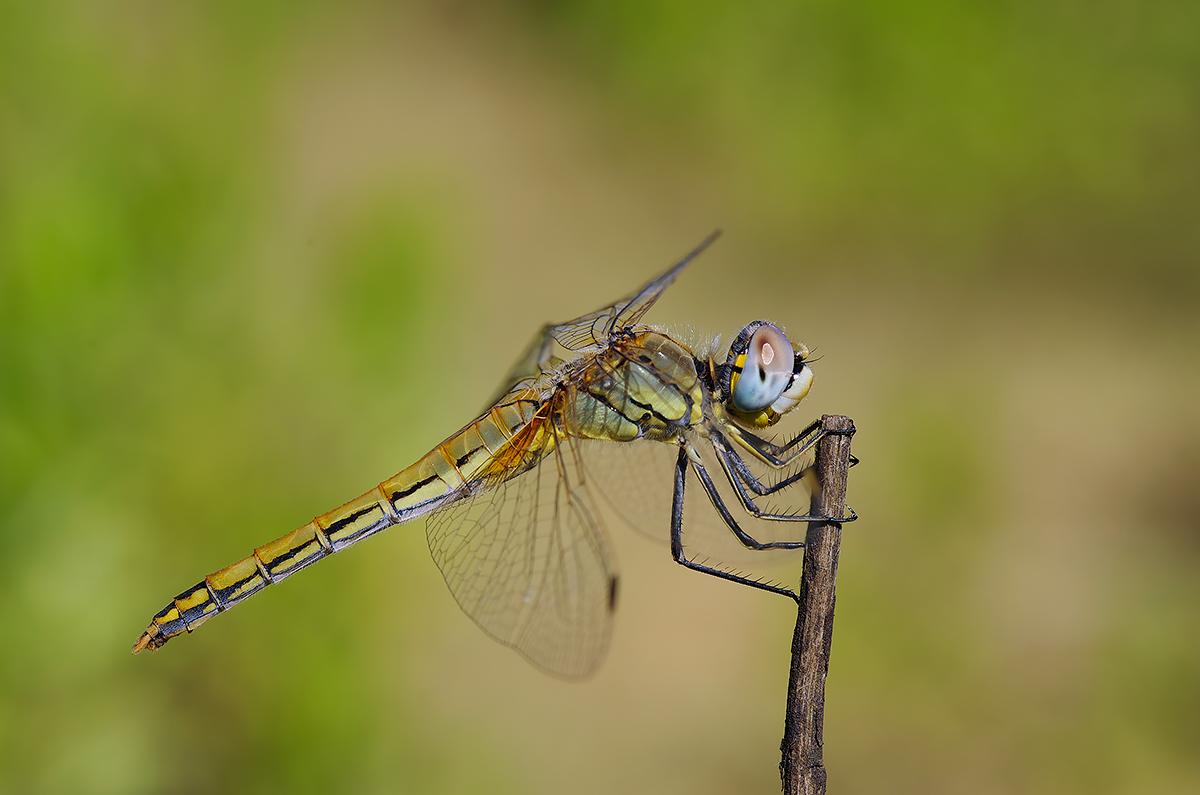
left=779, top=414, right=855, bottom=795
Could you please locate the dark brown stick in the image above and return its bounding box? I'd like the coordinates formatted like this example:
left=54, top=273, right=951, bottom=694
left=780, top=414, right=855, bottom=795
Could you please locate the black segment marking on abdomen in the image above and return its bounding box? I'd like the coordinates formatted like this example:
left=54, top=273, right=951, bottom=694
left=203, top=581, right=226, bottom=612
left=456, top=449, right=483, bottom=469
left=266, top=541, right=327, bottom=572
left=391, top=473, right=438, bottom=500
left=325, top=504, right=379, bottom=533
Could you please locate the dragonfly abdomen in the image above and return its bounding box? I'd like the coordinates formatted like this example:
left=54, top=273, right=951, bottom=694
left=130, top=485, right=407, bottom=653
left=132, top=392, right=546, bottom=654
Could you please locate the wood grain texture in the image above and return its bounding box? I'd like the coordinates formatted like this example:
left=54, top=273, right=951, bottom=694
left=780, top=414, right=855, bottom=795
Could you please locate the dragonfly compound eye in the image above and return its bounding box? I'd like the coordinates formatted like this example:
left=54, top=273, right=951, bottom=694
left=730, top=322, right=797, bottom=413
left=768, top=352, right=813, bottom=415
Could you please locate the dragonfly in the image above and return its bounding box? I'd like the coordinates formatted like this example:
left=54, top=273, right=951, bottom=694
left=132, top=232, right=851, bottom=678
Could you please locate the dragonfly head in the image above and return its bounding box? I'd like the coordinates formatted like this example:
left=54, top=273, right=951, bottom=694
left=721, top=321, right=814, bottom=428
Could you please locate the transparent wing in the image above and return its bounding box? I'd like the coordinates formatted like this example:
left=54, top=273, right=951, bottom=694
left=484, top=323, right=563, bottom=407
left=425, top=426, right=618, bottom=679
left=577, top=437, right=677, bottom=544
left=551, top=230, right=721, bottom=351
left=488, top=232, right=723, bottom=406
left=579, top=427, right=812, bottom=572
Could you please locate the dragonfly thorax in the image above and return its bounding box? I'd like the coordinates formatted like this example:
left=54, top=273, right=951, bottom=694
left=568, top=328, right=705, bottom=444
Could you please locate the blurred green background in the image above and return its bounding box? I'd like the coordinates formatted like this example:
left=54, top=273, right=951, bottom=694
left=2, top=1, right=1197, bottom=793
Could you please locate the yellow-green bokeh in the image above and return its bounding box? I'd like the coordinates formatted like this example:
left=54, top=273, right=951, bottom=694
left=2, top=2, right=1197, bottom=793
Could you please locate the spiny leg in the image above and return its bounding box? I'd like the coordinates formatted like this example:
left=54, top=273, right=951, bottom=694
left=723, top=420, right=824, bottom=468
left=716, top=432, right=813, bottom=498
left=723, top=420, right=859, bottom=471
left=768, top=418, right=825, bottom=457
left=709, top=434, right=858, bottom=524
left=688, top=449, right=814, bottom=550
left=670, top=445, right=800, bottom=602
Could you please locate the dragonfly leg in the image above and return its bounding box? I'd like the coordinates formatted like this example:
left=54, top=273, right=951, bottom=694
left=768, top=421, right=859, bottom=464
left=688, top=449, right=817, bottom=550
left=670, top=445, right=800, bottom=602
left=724, top=420, right=860, bottom=471
left=771, top=418, right=824, bottom=456
left=709, top=434, right=858, bottom=525
left=716, top=432, right=810, bottom=497
left=723, top=420, right=824, bottom=468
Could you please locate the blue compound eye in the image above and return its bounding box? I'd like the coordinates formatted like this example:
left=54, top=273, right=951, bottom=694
left=731, top=323, right=795, bottom=413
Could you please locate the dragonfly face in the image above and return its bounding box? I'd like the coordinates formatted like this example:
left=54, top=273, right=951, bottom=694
left=133, top=232, right=844, bottom=678
left=722, top=320, right=815, bottom=427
